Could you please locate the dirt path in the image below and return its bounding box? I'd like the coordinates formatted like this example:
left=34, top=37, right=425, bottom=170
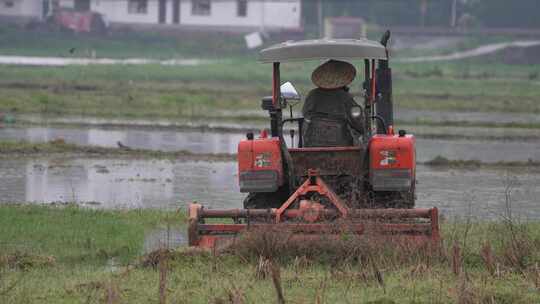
left=398, top=40, right=540, bottom=62
left=0, top=55, right=208, bottom=67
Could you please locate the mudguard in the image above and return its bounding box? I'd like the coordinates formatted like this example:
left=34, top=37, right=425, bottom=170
left=369, top=134, right=415, bottom=191
left=238, top=137, right=284, bottom=193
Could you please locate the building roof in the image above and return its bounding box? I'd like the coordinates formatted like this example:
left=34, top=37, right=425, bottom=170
left=259, top=38, right=387, bottom=63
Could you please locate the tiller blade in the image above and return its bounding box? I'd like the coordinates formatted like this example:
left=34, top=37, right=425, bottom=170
left=188, top=170, right=440, bottom=250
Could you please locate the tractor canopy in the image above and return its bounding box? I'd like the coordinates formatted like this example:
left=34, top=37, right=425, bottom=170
left=259, top=39, right=387, bottom=63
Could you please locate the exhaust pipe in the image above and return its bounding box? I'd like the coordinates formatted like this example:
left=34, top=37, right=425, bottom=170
left=376, top=30, right=394, bottom=134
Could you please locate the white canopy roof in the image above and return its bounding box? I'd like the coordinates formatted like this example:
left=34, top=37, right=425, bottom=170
left=259, top=39, right=387, bottom=63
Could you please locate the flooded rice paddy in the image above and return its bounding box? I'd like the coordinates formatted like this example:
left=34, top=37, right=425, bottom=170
left=1, top=125, right=539, bottom=163
left=0, top=159, right=240, bottom=210
left=16, top=108, right=540, bottom=127
left=0, top=114, right=538, bottom=220
left=0, top=157, right=538, bottom=220
left=0, top=126, right=244, bottom=154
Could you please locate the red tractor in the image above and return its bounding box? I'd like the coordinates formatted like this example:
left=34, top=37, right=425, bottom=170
left=188, top=32, right=439, bottom=249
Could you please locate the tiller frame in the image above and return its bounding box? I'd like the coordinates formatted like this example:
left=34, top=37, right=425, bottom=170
left=188, top=170, right=440, bottom=249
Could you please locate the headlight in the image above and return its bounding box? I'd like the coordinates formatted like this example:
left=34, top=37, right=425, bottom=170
left=350, top=106, right=362, bottom=118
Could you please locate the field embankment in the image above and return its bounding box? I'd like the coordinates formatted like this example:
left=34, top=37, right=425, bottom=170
left=1, top=140, right=538, bottom=168
left=0, top=140, right=235, bottom=161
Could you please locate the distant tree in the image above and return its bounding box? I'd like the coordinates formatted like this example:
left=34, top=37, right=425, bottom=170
left=302, top=0, right=457, bottom=29
left=469, top=0, right=540, bottom=28
left=302, top=0, right=540, bottom=30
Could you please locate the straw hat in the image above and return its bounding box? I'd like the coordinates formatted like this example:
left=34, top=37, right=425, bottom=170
left=311, top=60, right=356, bottom=89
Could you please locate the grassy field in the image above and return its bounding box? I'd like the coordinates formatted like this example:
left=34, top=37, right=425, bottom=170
left=0, top=60, right=539, bottom=122
left=1, top=27, right=539, bottom=122
left=0, top=205, right=177, bottom=265
left=1, top=205, right=539, bottom=303
left=0, top=25, right=250, bottom=59
left=0, top=26, right=526, bottom=61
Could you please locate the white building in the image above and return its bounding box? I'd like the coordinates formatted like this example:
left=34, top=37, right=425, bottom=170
left=0, top=0, right=302, bottom=32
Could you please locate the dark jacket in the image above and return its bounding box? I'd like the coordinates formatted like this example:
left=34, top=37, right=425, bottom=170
left=302, top=88, right=364, bottom=147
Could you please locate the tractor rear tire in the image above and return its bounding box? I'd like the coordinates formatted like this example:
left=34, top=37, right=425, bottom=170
left=396, top=189, right=415, bottom=209
left=243, top=187, right=289, bottom=209
left=371, top=188, right=415, bottom=209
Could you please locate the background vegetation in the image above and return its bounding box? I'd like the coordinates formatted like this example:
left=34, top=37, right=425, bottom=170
left=302, top=0, right=540, bottom=29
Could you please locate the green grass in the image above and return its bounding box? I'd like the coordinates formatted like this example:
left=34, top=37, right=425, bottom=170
left=0, top=205, right=180, bottom=266
left=0, top=59, right=539, bottom=121
left=4, top=257, right=536, bottom=303
left=1, top=58, right=538, bottom=86
left=0, top=25, right=250, bottom=59
left=0, top=205, right=539, bottom=303
left=1, top=26, right=539, bottom=121
left=0, top=26, right=529, bottom=62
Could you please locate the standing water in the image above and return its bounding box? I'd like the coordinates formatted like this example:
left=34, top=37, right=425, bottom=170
left=0, top=157, right=538, bottom=220
left=0, top=126, right=539, bottom=162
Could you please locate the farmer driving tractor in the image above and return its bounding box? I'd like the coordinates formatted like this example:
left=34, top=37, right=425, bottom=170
left=188, top=35, right=440, bottom=250
left=302, top=60, right=365, bottom=147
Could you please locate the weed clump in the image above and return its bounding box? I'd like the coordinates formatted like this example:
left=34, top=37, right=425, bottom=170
left=0, top=251, right=55, bottom=270
left=425, top=156, right=482, bottom=168
left=229, top=226, right=440, bottom=269
left=138, top=247, right=208, bottom=269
